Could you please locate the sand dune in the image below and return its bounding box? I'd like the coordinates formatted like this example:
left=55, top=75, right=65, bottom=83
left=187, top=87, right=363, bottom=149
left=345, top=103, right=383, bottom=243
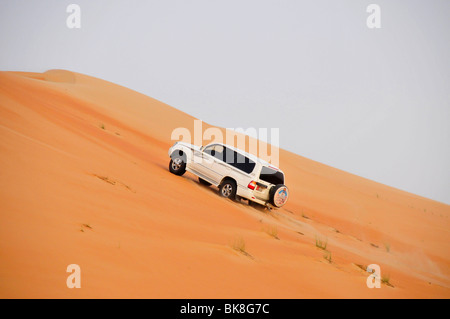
left=0, top=70, right=449, bottom=298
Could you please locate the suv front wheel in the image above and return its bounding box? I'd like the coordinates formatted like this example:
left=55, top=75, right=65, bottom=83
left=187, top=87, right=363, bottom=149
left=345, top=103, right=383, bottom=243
left=219, top=179, right=237, bottom=200
left=169, top=157, right=186, bottom=176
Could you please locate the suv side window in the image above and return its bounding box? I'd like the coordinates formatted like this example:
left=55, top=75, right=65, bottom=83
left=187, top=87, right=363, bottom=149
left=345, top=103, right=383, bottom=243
left=235, top=153, right=256, bottom=174
left=203, top=145, right=215, bottom=156
left=204, top=145, right=225, bottom=161
left=212, top=145, right=225, bottom=161
left=223, top=146, right=233, bottom=165
left=223, top=147, right=256, bottom=174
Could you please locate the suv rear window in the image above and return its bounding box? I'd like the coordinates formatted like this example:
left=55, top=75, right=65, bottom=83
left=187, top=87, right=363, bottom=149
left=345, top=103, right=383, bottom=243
left=259, top=166, right=284, bottom=185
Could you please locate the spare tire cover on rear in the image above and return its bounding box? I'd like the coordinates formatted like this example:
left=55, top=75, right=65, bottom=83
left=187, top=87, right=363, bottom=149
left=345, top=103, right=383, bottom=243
left=270, top=184, right=289, bottom=207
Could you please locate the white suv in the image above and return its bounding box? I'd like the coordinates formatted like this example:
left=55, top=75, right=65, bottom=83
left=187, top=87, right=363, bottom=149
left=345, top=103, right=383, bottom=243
left=168, top=142, right=289, bottom=208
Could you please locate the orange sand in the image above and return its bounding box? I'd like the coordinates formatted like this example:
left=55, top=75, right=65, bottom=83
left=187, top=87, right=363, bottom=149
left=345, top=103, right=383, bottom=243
left=0, top=70, right=449, bottom=298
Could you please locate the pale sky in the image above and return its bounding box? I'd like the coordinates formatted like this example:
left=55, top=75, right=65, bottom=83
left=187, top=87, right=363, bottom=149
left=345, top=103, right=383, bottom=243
left=1, top=0, right=449, bottom=204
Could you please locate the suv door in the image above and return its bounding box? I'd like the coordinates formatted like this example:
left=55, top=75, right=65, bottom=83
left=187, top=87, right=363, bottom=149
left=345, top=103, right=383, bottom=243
left=210, top=146, right=233, bottom=180
left=197, top=144, right=225, bottom=183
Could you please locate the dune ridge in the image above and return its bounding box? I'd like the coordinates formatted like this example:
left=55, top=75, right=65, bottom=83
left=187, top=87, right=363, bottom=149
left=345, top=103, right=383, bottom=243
left=0, top=70, right=449, bottom=298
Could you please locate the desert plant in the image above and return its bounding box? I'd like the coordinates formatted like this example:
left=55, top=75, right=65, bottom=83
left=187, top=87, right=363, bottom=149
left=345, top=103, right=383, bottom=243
left=263, top=225, right=279, bottom=239
left=323, top=251, right=332, bottom=263
left=355, top=264, right=367, bottom=271
left=382, top=274, right=390, bottom=285
left=384, top=242, right=391, bottom=253
left=315, top=236, right=328, bottom=250
left=232, top=237, right=246, bottom=253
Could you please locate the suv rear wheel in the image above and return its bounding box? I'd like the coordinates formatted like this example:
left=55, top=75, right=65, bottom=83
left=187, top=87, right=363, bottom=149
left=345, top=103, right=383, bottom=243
left=219, top=179, right=237, bottom=200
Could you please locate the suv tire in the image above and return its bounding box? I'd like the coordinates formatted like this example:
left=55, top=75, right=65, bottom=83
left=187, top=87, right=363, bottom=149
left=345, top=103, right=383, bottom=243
left=269, top=184, right=289, bottom=208
left=169, top=157, right=186, bottom=176
left=219, top=179, right=237, bottom=200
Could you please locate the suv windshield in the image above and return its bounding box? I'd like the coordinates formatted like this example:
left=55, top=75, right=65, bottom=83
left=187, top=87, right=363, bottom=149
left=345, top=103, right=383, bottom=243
left=259, top=166, right=284, bottom=185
